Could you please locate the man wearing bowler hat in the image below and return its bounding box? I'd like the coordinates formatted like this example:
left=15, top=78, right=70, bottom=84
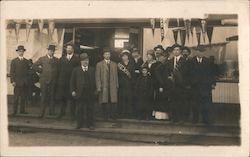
left=33, top=44, right=59, bottom=118
left=57, top=44, right=80, bottom=119
left=70, top=53, right=96, bottom=130
left=154, top=45, right=165, bottom=61
left=189, top=45, right=216, bottom=124
left=10, top=45, right=29, bottom=115
left=96, top=47, right=119, bottom=120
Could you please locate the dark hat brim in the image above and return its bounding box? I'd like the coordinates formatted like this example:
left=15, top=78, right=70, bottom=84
left=154, top=45, right=164, bottom=51
left=16, top=48, right=26, bottom=51
left=194, top=46, right=206, bottom=52
left=171, top=44, right=182, bottom=50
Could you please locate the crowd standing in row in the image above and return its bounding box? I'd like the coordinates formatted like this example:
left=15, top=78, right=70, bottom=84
left=10, top=43, right=216, bottom=130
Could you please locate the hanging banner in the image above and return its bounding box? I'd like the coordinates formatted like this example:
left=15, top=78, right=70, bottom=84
left=48, top=19, right=55, bottom=42
left=25, top=19, right=33, bottom=42
left=184, top=19, right=191, bottom=42
left=195, top=26, right=201, bottom=46
left=160, top=18, right=164, bottom=42
left=172, top=28, right=179, bottom=44
left=38, top=19, right=44, bottom=33
left=180, top=28, right=186, bottom=46
left=177, top=18, right=180, bottom=27
left=163, top=18, right=170, bottom=39
left=201, top=19, right=207, bottom=44
left=57, top=28, right=64, bottom=43
left=190, top=26, right=195, bottom=44
left=206, top=26, right=214, bottom=46
left=14, top=20, right=23, bottom=42
left=150, top=19, right=156, bottom=36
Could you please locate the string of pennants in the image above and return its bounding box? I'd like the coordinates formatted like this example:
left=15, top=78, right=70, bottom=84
left=7, top=19, right=63, bottom=43
left=150, top=18, right=214, bottom=47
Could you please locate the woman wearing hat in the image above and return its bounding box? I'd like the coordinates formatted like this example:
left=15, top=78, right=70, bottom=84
left=117, top=49, right=135, bottom=118
left=142, top=49, right=161, bottom=119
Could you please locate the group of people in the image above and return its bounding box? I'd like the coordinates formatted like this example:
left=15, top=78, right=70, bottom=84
left=10, top=42, right=216, bottom=130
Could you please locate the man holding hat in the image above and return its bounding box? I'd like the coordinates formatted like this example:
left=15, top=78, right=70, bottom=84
left=189, top=45, right=216, bottom=124
left=33, top=44, right=59, bottom=118
left=10, top=45, right=30, bottom=115
left=70, top=53, right=96, bottom=129
left=57, top=44, right=80, bottom=119
left=96, top=47, right=119, bottom=120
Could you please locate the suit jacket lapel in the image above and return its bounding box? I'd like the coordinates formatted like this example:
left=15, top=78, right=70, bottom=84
left=169, top=58, right=174, bottom=71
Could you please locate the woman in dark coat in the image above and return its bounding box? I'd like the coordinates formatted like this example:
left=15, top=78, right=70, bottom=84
left=117, top=50, right=135, bottom=118
left=135, top=66, right=154, bottom=120
left=141, top=49, right=161, bottom=119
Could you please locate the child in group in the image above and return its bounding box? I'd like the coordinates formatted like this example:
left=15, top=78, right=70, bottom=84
left=135, top=66, right=154, bottom=120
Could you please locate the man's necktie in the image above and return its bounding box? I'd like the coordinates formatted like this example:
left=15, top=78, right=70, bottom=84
left=174, top=58, right=179, bottom=72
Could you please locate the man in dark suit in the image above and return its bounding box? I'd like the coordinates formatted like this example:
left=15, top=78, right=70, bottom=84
left=10, top=45, right=29, bottom=115
left=181, top=46, right=193, bottom=122
left=189, top=45, right=216, bottom=124
left=33, top=45, right=59, bottom=118
left=70, top=53, right=96, bottom=130
left=130, top=48, right=143, bottom=114
left=57, top=44, right=80, bottom=119
left=167, top=44, right=187, bottom=123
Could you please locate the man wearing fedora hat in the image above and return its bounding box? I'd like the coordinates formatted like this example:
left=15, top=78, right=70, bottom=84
left=33, top=44, right=59, bottom=118
left=57, top=44, right=80, bottom=119
left=70, top=53, right=96, bottom=130
left=10, top=45, right=29, bottom=115
left=96, top=47, right=119, bottom=120
left=189, top=45, right=216, bottom=124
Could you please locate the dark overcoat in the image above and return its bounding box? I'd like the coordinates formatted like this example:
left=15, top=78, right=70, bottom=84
left=57, top=54, right=80, bottom=99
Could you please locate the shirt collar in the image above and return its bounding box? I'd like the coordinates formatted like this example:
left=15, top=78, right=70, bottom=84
left=197, top=56, right=202, bottom=60
left=47, top=54, right=53, bottom=59
left=18, top=56, right=24, bottom=60
left=174, top=55, right=181, bottom=61
left=104, top=59, right=110, bottom=64
left=82, top=65, right=88, bottom=70
left=67, top=53, right=73, bottom=57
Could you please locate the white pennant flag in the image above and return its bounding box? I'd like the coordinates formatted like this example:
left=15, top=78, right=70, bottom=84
left=150, top=18, right=156, bottom=36
left=57, top=28, right=64, bottom=43
left=163, top=18, right=170, bottom=39
left=201, top=19, right=207, bottom=44
left=25, top=19, right=33, bottom=41
left=38, top=19, right=44, bottom=33
left=15, top=20, right=23, bottom=42
left=48, top=19, right=55, bottom=41
left=184, top=19, right=191, bottom=42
